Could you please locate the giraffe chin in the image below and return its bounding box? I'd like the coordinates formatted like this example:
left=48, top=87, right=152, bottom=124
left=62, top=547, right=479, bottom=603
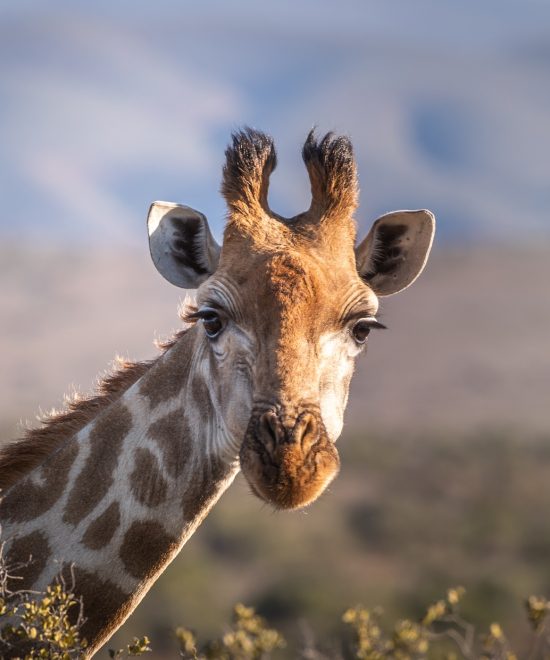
left=239, top=417, right=340, bottom=510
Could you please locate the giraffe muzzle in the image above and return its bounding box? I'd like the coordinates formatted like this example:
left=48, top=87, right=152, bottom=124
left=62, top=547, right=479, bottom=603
left=239, top=409, right=340, bottom=510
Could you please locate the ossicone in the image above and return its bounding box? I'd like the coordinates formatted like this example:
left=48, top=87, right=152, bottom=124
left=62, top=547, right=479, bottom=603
left=221, top=127, right=277, bottom=220
left=302, top=130, right=358, bottom=221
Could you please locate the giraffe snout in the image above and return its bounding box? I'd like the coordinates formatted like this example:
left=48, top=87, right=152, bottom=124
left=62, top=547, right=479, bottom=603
left=239, top=408, right=340, bottom=510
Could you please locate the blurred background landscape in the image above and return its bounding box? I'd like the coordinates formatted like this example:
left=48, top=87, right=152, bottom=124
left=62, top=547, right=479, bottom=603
left=1, top=0, right=549, bottom=656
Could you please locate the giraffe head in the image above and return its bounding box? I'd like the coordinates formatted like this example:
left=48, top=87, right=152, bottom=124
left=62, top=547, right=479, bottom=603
left=147, top=129, right=434, bottom=510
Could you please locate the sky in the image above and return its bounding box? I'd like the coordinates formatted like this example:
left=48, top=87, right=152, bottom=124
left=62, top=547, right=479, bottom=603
left=0, top=0, right=549, bottom=247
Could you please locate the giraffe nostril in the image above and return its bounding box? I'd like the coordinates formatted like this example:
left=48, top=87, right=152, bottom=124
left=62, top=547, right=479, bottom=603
left=256, top=411, right=322, bottom=453
left=292, top=412, right=320, bottom=452
left=257, top=411, right=283, bottom=452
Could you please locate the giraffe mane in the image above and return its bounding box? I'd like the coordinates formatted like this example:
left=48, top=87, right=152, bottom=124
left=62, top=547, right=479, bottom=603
left=0, top=330, right=187, bottom=493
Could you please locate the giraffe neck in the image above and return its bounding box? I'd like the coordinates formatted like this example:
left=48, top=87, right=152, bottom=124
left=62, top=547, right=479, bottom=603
left=0, top=326, right=240, bottom=656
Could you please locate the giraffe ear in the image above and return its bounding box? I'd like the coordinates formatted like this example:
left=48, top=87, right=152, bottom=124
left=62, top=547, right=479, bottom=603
left=147, top=201, right=221, bottom=289
left=355, top=210, right=435, bottom=296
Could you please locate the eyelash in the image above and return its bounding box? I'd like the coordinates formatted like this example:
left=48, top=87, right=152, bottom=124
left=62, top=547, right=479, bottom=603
left=350, top=318, right=387, bottom=344
left=186, top=307, right=226, bottom=339
left=185, top=307, right=221, bottom=322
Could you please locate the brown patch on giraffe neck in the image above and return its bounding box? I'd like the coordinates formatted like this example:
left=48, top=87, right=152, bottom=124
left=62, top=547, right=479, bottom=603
left=81, top=501, right=121, bottom=550
left=130, top=448, right=168, bottom=508
left=0, top=440, right=78, bottom=523
left=0, top=330, right=188, bottom=494
left=6, top=531, right=50, bottom=590
left=62, top=564, right=131, bottom=656
left=63, top=401, right=132, bottom=526
left=148, top=409, right=192, bottom=478
left=139, top=334, right=193, bottom=410
left=181, top=455, right=231, bottom=521
left=119, top=520, right=178, bottom=581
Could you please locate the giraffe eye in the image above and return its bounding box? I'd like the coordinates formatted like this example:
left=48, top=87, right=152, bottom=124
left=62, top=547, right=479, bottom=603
left=202, top=312, right=224, bottom=339
left=350, top=318, right=386, bottom=344
left=351, top=320, right=372, bottom=344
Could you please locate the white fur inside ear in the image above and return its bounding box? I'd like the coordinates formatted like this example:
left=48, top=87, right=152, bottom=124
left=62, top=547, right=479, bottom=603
left=147, top=201, right=221, bottom=289
left=355, top=209, right=435, bottom=296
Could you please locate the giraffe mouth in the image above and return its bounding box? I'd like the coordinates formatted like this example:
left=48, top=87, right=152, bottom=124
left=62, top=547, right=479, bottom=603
left=239, top=409, right=340, bottom=510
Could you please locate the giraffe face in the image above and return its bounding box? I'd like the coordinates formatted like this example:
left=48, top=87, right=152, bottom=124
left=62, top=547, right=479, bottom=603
left=192, top=241, right=379, bottom=509
left=148, top=130, right=435, bottom=509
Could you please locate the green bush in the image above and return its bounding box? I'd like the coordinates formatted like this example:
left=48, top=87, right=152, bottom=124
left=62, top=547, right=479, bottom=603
left=172, top=589, right=550, bottom=660
left=0, top=529, right=150, bottom=659
left=1, top=534, right=550, bottom=659
left=176, top=603, right=285, bottom=659
left=0, top=532, right=86, bottom=659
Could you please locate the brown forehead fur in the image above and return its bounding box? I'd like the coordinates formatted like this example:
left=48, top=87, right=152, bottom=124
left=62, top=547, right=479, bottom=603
left=214, top=239, right=368, bottom=331
left=0, top=331, right=186, bottom=493
left=264, top=248, right=363, bottom=329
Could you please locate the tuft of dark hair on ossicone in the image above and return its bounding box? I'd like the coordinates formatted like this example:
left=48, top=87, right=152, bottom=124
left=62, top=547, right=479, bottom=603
left=221, top=127, right=277, bottom=218
left=302, top=130, right=358, bottom=220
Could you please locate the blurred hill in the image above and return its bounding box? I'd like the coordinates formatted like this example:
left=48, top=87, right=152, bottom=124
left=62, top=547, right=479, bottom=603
left=1, top=242, right=549, bottom=441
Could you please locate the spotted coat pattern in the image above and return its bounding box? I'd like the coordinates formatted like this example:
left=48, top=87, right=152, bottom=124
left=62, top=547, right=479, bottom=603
left=0, top=327, right=239, bottom=657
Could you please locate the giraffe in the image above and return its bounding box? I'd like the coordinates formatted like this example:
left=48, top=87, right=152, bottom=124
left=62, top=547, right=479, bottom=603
left=0, top=129, right=435, bottom=657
